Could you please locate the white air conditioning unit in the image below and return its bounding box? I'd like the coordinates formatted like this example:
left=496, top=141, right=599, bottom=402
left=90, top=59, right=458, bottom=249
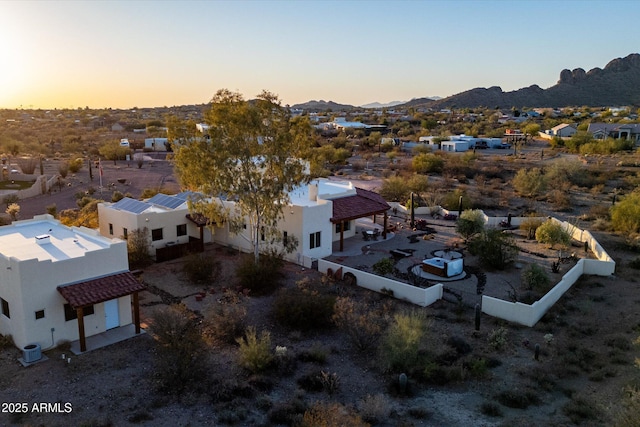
left=23, top=344, right=41, bottom=363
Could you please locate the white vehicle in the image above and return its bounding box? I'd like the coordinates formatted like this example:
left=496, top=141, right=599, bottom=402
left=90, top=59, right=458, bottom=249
left=119, top=139, right=130, bottom=147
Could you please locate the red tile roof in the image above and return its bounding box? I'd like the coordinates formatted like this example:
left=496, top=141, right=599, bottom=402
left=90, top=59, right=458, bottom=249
left=330, top=187, right=390, bottom=223
left=57, top=272, right=145, bottom=309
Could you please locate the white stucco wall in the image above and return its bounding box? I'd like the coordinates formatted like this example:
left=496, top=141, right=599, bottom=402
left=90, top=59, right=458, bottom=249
left=0, top=218, right=131, bottom=350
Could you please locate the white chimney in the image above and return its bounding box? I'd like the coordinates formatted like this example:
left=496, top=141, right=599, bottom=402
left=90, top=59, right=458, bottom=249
left=35, top=234, right=51, bottom=245
left=309, top=182, right=318, bottom=201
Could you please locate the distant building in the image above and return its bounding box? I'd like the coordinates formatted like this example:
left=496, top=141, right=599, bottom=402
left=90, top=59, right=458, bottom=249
left=587, top=123, right=640, bottom=142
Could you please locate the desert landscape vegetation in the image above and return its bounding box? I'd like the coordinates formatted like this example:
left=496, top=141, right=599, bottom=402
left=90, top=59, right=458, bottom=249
left=1, top=89, right=640, bottom=427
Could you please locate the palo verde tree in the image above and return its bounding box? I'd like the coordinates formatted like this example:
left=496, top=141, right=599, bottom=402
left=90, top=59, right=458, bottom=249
left=173, top=89, right=312, bottom=263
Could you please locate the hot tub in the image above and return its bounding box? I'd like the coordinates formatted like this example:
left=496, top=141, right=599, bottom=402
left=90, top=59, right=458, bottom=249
left=421, top=257, right=463, bottom=278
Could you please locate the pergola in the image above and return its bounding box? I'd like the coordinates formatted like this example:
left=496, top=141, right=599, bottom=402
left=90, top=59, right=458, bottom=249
left=330, top=187, right=391, bottom=252
left=57, top=271, right=145, bottom=352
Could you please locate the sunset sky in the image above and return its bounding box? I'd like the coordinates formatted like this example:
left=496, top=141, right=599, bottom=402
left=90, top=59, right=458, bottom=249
left=0, top=0, right=638, bottom=109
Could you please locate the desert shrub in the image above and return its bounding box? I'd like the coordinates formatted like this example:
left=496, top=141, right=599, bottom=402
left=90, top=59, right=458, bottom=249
left=236, top=326, right=273, bottom=373
left=379, top=176, right=410, bottom=202
left=616, top=386, right=640, bottom=427
left=412, top=153, right=444, bottom=174
left=333, top=296, right=390, bottom=352
left=3, top=194, right=19, bottom=208
left=495, top=388, right=540, bottom=409
left=0, top=334, right=14, bottom=350
left=204, top=291, right=247, bottom=344
left=469, top=228, right=519, bottom=270
left=562, top=397, right=602, bottom=424
left=46, top=203, right=57, bottom=217
left=297, top=342, right=329, bottom=364
left=519, top=216, right=543, bottom=239
left=372, top=257, right=395, bottom=275
left=358, top=394, right=391, bottom=424
left=183, top=253, right=221, bottom=284
left=548, top=189, right=572, bottom=211
left=611, top=191, right=640, bottom=237
left=111, top=190, right=125, bottom=203
left=149, top=304, right=208, bottom=394
left=236, top=253, right=284, bottom=295
left=489, top=327, right=508, bottom=351
left=535, top=219, right=571, bottom=249
left=380, top=310, right=430, bottom=373
left=456, top=209, right=485, bottom=241
left=5, top=203, right=19, bottom=220
left=320, top=371, right=340, bottom=395
left=268, top=399, right=307, bottom=426
left=479, top=402, right=503, bottom=417
left=440, top=188, right=472, bottom=211
left=522, top=264, right=551, bottom=292
left=58, top=161, right=69, bottom=178
left=68, top=157, right=83, bottom=173
left=127, top=227, right=153, bottom=269
left=512, top=167, right=547, bottom=198
left=545, top=158, right=592, bottom=187
left=272, top=287, right=335, bottom=331
left=300, top=402, right=368, bottom=427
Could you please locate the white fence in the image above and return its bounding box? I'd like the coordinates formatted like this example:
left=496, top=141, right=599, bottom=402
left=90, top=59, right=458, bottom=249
left=318, top=259, right=443, bottom=307
left=480, top=217, right=615, bottom=327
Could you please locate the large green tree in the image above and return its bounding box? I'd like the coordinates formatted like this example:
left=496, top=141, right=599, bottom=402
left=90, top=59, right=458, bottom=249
left=173, top=89, right=312, bottom=263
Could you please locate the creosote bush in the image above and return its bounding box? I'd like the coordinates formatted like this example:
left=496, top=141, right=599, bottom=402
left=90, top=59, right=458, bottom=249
left=469, top=228, right=519, bottom=270
left=333, top=296, right=391, bottom=352
left=236, top=254, right=284, bottom=295
left=535, top=219, right=571, bottom=249
left=183, top=253, right=221, bottom=284
left=273, top=285, right=335, bottom=332
left=300, top=401, right=368, bottom=427
left=149, top=304, right=208, bottom=394
left=372, top=257, right=395, bottom=275
left=204, top=290, right=247, bottom=344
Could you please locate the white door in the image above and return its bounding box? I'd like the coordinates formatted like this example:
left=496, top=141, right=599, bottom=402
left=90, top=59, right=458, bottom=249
left=104, top=299, right=120, bottom=330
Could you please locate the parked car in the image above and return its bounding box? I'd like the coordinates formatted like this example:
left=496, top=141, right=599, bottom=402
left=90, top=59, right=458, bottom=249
left=474, top=141, right=488, bottom=149
left=496, top=143, right=512, bottom=149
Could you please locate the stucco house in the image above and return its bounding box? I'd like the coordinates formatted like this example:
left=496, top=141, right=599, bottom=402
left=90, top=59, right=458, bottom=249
left=97, top=179, right=390, bottom=267
left=587, top=123, right=640, bottom=142
left=550, top=123, right=577, bottom=138
left=0, top=215, right=144, bottom=354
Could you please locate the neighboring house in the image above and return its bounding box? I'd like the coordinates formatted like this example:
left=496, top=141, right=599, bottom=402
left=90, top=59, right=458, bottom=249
left=97, top=180, right=390, bottom=267
left=144, top=138, right=168, bottom=151
left=111, top=123, right=125, bottom=132
left=550, top=123, right=577, bottom=138
left=0, top=215, right=144, bottom=353
left=587, top=123, right=640, bottom=142
left=441, top=140, right=470, bottom=152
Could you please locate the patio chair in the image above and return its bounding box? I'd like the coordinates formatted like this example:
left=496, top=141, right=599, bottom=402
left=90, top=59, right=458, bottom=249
left=362, top=230, right=370, bottom=241
left=372, top=229, right=380, bottom=240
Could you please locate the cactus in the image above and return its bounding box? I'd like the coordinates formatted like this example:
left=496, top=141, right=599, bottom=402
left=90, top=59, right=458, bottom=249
left=399, top=373, right=408, bottom=394
left=534, top=343, right=540, bottom=361
left=474, top=304, right=481, bottom=331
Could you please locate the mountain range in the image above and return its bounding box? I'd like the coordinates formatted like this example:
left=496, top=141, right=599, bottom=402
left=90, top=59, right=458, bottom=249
left=291, top=53, right=640, bottom=111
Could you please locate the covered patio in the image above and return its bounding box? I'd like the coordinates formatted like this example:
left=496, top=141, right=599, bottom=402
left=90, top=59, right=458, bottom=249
left=57, top=271, right=146, bottom=353
left=331, top=187, right=391, bottom=252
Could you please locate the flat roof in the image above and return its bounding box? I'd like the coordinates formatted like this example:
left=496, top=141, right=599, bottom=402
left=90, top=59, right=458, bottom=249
left=288, top=179, right=355, bottom=207
left=0, top=218, right=111, bottom=262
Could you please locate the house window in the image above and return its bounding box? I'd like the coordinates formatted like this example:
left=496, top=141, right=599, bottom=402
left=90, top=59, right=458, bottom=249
left=335, top=221, right=351, bottom=233
left=176, top=224, right=187, bottom=237
left=108, top=223, right=113, bottom=235
left=64, top=304, right=95, bottom=322
left=35, top=310, right=45, bottom=320
left=151, top=228, right=163, bottom=241
left=123, top=228, right=128, bottom=239
left=309, top=231, right=321, bottom=249
left=1, top=298, right=9, bottom=319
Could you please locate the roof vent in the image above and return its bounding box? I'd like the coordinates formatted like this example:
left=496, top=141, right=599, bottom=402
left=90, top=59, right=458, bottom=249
left=35, top=234, right=51, bottom=245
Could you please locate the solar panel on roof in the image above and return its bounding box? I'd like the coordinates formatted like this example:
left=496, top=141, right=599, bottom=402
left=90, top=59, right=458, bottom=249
left=148, top=193, right=185, bottom=210
left=112, top=198, right=151, bottom=214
